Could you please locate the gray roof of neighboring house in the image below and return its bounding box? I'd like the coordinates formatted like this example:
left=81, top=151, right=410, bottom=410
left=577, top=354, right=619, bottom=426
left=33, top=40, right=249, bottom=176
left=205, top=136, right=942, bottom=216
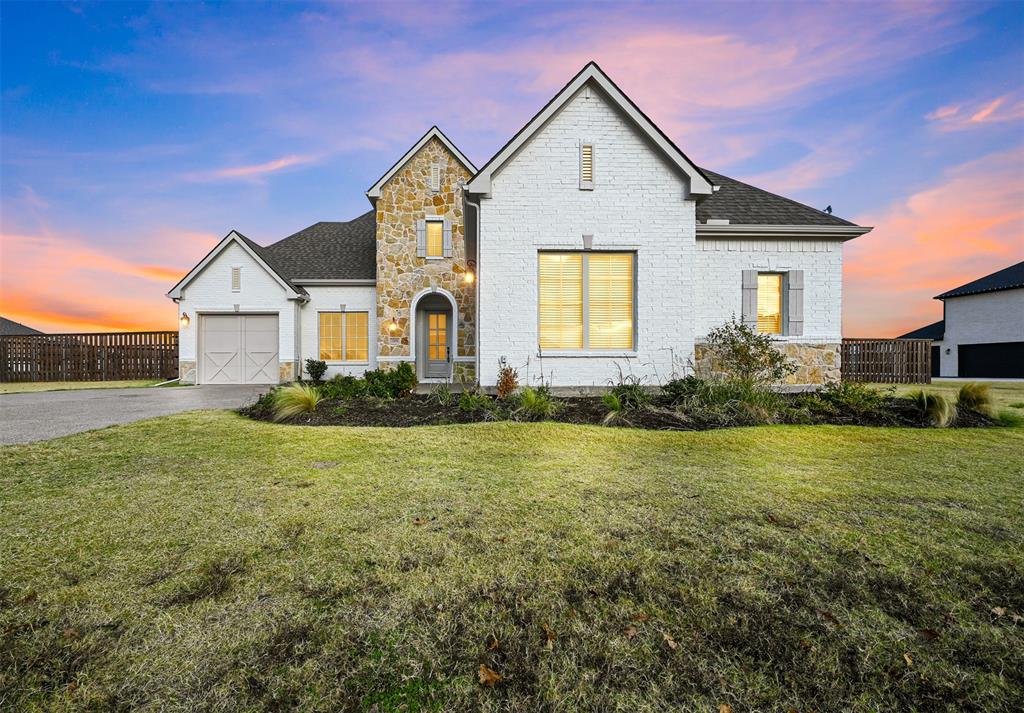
left=898, top=319, right=945, bottom=340
left=697, top=169, right=856, bottom=226
left=935, top=260, right=1024, bottom=300
left=1, top=316, right=44, bottom=336
left=261, top=210, right=376, bottom=281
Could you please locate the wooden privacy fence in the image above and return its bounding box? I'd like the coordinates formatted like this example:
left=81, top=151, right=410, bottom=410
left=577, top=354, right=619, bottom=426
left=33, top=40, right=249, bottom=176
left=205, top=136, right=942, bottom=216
left=0, top=331, right=178, bottom=383
left=841, top=338, right=932, bottom=384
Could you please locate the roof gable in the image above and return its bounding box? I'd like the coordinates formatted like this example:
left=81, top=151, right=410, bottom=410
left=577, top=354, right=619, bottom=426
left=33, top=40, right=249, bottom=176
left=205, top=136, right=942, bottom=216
left=366, top=126, right=476, bottom=202
left=166, top=231, right=306, bottom=300
left=935, top=260, right=1024, bottom=300
left=467, top=61, right=714, bottom=198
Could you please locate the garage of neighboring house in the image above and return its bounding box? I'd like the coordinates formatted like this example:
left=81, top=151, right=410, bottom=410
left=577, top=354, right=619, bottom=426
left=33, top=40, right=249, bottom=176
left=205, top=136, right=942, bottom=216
left=200, top=314, right=279, bottom=384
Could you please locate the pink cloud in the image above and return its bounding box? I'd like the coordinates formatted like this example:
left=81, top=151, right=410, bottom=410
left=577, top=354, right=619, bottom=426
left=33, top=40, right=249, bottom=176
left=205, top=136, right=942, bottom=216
left=927, top=94, right=1024, bottom=131
left=843, top=147, right=1024, bottom=337
left=183, top=154, right=316, bottom=182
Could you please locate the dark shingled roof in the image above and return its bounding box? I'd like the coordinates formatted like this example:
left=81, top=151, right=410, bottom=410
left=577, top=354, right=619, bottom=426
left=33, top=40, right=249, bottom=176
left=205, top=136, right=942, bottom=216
left=898, top=319, right=945, bottom=340
left=262, top=210, right=376, bottom=281
left=1, top=316, right=44, bottom=336
left=935, top=260, right=1024, bottom=300
left=697, top=169, right=856, bottom=226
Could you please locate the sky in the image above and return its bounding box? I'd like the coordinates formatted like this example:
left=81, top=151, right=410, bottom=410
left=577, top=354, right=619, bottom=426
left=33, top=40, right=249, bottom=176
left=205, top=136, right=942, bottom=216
left=1, top=1, right=1022, bottom=336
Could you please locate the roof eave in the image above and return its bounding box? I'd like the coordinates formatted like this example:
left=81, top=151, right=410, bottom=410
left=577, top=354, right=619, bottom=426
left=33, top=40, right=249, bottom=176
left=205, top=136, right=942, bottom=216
left=695, top=224, right=871, bottom=240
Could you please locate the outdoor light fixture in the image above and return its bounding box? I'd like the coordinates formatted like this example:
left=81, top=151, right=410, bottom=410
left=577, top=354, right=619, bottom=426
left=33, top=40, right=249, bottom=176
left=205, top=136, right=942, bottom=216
left=388, top=318, right=399, bottom=333
left=180, top=312, right=191, bottom=328
left=464, top=271, right=475, bottom=284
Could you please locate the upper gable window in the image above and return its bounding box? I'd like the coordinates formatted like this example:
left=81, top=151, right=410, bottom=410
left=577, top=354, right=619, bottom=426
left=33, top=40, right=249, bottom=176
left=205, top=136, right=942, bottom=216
left=579, top=142, right=594, bottom=190
left=429, top=163, right=442, bottom=192
left=231, top=266, right=241, bottom=292
left=426, top=219, right=444, bottom=257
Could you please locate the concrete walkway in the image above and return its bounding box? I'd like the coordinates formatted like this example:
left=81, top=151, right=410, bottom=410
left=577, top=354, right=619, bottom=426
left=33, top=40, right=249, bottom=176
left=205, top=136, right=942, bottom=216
left=0, top=385, right=268, bottom=445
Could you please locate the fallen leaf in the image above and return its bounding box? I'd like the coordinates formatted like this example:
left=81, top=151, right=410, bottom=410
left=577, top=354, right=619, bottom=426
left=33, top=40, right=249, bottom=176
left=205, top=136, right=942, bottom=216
left=991, top=606, right=1006, bottom=617
left=1012, top=614, right=1023, bottom=624
left=62, top=628, right=80, bottom=640
left=904, top=653, right=914, bottom=667
left=632, top=612, right=650, bottom=623
left=720, top=704, right=733, bottom=713
left=413, top=517, right=430, bottom=526
left=816, top=608, right=838, bottom=624
left=623, top=624, right=638, bottom=639
left=485, top=634, right=499, bottom=651
left=542, top=623, right=556, bottom=651
left=478, top=664, right=503, bottom=687
left=919, top=628, right=940, bottom=641
left=662, top=632, right=678, bottom=650
left=496, top=536, right=508, bottom=543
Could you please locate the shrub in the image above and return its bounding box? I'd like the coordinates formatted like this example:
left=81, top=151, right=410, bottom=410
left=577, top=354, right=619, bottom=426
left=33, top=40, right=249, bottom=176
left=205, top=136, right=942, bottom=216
left=321, top=375, right=367, bottom=401
left=816, top=381, right=887, bottom=415
left=431, top=381, right=455, bottom=406
left=254, top=388, right=278, bottom=410
left=391, top=361, right=417, bottom=397
left=703, top=317, right=796, bottom=386
left=458, top=385, right=492, bottom=413
left=609, top=371, right=651, bottom=409
left=514, top=386, right=558, bottom=421
left=496, top=365, right=520, bottom=400
left=907, top=390, right=956, bottom=427
left=304, top=358, right=327, bottom=384
left=957, top=382, right=994, bottom=416
left=601, top=392, right=625, bottom=425
left=661, top=375, right=706, bottom=404
left=363, top=362, right=417, bottom=400
left=664, top=375, right=785, bottom=426
left=272, top=383, right=322, bottom=422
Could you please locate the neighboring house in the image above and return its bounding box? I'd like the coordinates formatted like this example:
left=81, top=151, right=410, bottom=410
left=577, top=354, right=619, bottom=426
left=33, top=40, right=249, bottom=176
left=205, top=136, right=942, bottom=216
left=1, top=317, right=44, bottom=336
left=899, top=261, right=1024, bottom=378
left=168, top=62, right=870, bottom=387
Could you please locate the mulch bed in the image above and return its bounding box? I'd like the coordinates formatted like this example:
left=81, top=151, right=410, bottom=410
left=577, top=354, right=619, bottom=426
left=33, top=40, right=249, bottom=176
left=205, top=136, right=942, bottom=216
left=240, top=393, right=996, bottom=430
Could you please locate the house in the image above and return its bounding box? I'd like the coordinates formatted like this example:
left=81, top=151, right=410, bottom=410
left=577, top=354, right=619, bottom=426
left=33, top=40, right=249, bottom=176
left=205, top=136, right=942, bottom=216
left=1, top=317, right=44, bottom=336
left=168, top=62, right=871, bottom=387
left=899, top=260, right=1023, bottom=378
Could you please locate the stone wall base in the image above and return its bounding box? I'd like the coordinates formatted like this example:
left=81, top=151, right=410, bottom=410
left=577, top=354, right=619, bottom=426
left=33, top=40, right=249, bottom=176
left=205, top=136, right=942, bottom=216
left=279, top=361, right=297, bottom=384
left=179, top=359, right=197, bottom=385
left=694, top=342, right=841, bottom=386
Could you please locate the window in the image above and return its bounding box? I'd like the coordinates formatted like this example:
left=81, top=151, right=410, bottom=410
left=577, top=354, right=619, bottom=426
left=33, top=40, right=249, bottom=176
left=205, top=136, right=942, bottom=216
left=426, top=220, right=443, bottom=257
left=539, top=252, right=634, bottom=350
left=757, top=273, right=783, bottom=334
left=231, top=266, right=241, bottom=292
left=319, top=312, right=369, bottom=362
left=580, top=143, right=594, bottom=190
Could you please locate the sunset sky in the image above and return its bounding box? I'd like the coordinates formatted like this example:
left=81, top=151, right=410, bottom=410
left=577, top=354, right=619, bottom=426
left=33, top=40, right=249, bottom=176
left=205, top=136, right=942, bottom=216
left=2, top=1, right=1022, bottom=336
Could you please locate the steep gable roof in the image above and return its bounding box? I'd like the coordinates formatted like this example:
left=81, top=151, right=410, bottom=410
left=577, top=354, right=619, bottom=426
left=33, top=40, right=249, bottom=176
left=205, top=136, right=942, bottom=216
left=467, top=61, right=714, bottom=198
left=263, top=210, right=376, bottom=280
left=366, top=126, right=476, bottom=202
left=935, top=260, right=1024, bottom=300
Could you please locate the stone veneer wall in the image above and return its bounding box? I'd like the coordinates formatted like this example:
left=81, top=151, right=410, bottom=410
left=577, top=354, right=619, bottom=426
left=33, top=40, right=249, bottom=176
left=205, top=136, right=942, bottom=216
left=178, top=358, right=295, bottom=385
left=694, top=342, right=841, bottom=386
left=375, top=137, right=475, bottom=381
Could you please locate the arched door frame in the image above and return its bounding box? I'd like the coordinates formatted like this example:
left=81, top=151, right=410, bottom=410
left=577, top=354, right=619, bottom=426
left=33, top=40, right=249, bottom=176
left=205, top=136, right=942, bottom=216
left=410, top=286, right=459, bottom=380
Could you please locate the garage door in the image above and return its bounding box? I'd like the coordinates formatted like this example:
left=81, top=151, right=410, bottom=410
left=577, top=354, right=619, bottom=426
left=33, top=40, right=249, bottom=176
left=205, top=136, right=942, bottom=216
left=958, top=342, right=1024, bottom=378
left=200, top=314, right=279, bottom=384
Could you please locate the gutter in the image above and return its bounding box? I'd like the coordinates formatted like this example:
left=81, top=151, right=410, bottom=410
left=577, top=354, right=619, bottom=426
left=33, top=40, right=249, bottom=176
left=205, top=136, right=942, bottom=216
left=464, top=193, right=482, bottom=383
left=696, top=224, right=872, bottom=240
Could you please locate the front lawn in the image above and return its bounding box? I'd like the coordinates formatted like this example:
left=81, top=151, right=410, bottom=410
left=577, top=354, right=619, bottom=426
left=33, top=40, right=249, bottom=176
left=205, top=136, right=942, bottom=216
left=2, top=414, right=1022, bottom=710
left=0, top=379, right=165, bottom=394
left=874, top=380, right=1024, bottom=412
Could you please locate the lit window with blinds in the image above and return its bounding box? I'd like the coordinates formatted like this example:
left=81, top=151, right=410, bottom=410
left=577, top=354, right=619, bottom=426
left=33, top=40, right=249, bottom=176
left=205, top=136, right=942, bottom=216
left=319, top=312, right=369, bottom=362
left=426, top=220, right=443, bottom=257
left=757, top=273, right=783, bottom=334
left=538, top=252, right=634, bottom=350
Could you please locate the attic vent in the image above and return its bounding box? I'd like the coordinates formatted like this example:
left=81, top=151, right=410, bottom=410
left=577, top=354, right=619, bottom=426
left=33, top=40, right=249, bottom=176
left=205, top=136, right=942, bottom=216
left=430, top=163, right=442, bottom=192
left=579, top=143, right=594, bottom=190
left=231, top=266, right=241, bottom=292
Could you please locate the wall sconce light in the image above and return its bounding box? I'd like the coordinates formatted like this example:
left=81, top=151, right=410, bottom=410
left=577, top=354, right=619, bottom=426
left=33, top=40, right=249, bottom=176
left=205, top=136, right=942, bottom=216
left=388, top=318, right=400, bottom=333
left=464, top=271, right=475, bottom=284
left=945, top=348, right=951, bottom=355
left=180, top=312, right=191, bottom=328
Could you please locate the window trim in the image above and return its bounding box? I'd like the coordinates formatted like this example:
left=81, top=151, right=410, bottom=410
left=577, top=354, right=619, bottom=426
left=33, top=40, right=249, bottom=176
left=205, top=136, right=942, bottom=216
left=424, top=216, right=444, bottom=260
left=756, top=271, right=787, bottom=336
left=537, top=250, right=636, bottom=353
left=317, top=310, right=370, bottom=364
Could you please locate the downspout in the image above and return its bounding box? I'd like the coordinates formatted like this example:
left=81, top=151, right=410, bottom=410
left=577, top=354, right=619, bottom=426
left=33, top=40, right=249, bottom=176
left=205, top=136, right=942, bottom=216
left=464, top=193, right=482, bottom=385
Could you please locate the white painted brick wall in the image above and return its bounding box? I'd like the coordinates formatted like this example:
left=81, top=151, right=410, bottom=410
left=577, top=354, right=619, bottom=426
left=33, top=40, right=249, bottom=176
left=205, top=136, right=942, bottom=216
left=298, top=285, right=378, bottom=378
left=478, top=86, right=697, bottom=387
left=176, top=241, right=297, bottom=362
left=695, top=238, right=845, bottom=342
left=938, top=289, right=1023, bottom=376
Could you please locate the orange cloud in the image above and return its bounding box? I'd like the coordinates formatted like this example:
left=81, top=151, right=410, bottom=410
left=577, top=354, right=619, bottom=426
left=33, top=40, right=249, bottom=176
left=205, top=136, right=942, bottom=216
left=183, top=154, right=316, bottom=182
left=843, top=147, right=1024, bottom=337
left=927, top=94, right=1024, bottom=131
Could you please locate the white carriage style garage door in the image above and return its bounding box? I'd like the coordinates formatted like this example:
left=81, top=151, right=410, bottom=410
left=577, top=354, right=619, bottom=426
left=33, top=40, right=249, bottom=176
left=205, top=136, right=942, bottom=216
left=200, top=314, right=279, bottom=384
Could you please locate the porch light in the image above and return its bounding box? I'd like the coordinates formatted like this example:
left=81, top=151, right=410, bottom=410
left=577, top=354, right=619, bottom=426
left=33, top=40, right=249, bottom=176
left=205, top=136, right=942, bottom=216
left=464, top=271, right=475, bottom=284
left=388, top=318, right=400, bottom=333
left=180, top=312, right=191, bottom=328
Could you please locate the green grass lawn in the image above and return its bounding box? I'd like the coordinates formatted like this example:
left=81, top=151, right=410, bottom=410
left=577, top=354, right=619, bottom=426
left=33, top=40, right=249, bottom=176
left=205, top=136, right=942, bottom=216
left=871, top=380, right=1024, bottom=412
left=2, top=414, right=1022, bottom=711
left=0, top=379, right=166, bottom=394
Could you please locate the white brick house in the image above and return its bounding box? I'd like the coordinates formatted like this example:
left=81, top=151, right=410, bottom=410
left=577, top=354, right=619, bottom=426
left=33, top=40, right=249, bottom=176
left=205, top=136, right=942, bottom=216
left=168, top=63, right=870, bottom=387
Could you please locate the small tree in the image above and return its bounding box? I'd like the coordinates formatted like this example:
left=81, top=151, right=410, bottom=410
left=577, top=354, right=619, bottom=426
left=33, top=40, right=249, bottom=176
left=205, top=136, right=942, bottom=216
left=496, top=364, right=519, bottom=400
left=704, top=317, right=796, bottom=386
left=304, top=358, right=327, bottom=384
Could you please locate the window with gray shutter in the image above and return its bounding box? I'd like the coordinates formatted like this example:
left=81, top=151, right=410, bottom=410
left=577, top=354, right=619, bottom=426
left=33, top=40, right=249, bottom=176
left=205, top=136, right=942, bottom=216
left=442, top=219, right=453, bottom=258
left=416, top=219, right=427, bottom=257
left=741, top=270, right=758, bottom=329
left=786, top=270, right=804, bottom=336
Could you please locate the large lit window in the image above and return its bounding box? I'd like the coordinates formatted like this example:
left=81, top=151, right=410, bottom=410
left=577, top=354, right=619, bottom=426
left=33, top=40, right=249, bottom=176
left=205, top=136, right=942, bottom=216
left=539, top=252, right=634, bottom=350
left=426, top=220, right=443, bottom=257
left=757, top=273, right=783, bottom=334
left=319, top=312, right=369, bottom=362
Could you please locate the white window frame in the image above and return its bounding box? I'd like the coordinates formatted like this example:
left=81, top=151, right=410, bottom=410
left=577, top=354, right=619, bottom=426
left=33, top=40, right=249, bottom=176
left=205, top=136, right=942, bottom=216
left=756, top=271, right=787, bottom=336
left=317, top=310, right=370, bottom=364
left=424, top=216, right=444, bottom=260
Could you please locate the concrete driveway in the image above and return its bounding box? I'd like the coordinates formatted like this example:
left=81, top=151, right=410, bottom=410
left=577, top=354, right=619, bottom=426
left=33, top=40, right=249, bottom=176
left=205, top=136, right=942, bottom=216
left=0, top=385, right=269, bottom=445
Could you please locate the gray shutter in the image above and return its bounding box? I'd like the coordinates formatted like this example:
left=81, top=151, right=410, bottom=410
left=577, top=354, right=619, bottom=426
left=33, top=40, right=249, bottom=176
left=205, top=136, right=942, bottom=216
left=741, top=270, right=758, bottom=329
left=442, top=219, right=453, bottom=258
left=786, top=270, right=804, bottom=336
left=416, top=219, right=426, bottom=257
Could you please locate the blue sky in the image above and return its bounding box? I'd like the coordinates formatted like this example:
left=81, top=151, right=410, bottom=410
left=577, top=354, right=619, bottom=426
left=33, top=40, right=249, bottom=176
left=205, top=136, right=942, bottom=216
left=1, top=0, right=1022, bottom=334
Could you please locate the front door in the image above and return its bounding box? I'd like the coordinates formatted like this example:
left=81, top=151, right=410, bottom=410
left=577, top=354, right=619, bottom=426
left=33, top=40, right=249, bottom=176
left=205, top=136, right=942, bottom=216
left=425, top=311, right=450, bottom=378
